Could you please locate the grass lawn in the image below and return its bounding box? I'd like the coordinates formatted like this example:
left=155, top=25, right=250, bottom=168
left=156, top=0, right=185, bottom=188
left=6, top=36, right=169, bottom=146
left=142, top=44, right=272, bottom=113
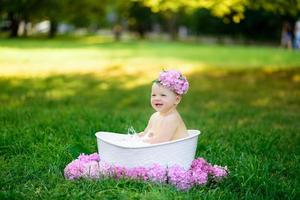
left=0, top=36, right=299, bottom=199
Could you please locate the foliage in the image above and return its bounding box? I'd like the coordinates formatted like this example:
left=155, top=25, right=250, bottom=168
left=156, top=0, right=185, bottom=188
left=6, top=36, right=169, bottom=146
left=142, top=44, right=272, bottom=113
left=1, top=0, right=300, bottom=39
left=139, top=0, right=300, bottom=23
left=249, top=0, right=300, bottom=16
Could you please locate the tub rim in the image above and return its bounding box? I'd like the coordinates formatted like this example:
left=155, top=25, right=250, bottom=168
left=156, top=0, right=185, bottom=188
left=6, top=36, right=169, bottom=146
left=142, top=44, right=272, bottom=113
left=95, top=129, right=201, bottom=149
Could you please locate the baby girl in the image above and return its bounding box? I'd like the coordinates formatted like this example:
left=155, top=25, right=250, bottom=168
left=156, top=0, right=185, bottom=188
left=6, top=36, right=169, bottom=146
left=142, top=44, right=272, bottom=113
left=139, top=70, right=189, bottom=144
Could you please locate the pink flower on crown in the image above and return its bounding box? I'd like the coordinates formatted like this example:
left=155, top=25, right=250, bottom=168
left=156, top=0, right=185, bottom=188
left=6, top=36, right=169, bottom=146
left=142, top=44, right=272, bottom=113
left=156, top=70, right=189, bottom=95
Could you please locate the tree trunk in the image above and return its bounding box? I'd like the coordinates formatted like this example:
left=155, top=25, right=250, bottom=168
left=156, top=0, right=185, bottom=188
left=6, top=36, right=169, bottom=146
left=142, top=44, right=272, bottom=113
left=169, top=14, right=178, bottom=40
left=137, top=24, right=146, bottom=39
left=48, top=20, right=58, bottom=38
left=113, top=24, right=122, bottom=41
left=8, top=12, right=19, bottom=38
left=23, top=16, right=29, bottom=37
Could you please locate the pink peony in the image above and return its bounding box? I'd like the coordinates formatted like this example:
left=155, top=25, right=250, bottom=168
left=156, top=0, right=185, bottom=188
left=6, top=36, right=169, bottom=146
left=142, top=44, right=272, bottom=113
left=64, top=153, right=100, bottom=180
left=109, top=165, right=125, bottom=179
left=156, top=70, right=189, bottom=95
left=82, top=161, right=101, bottom=179
left=64, top=154, right=228, bottom=191
left=64, top=159, right=86, bottom=180
left=125, top=166, right=148, bottom=181
left=98, top=161, right=112, bottom=176
left=167, top=165, right=192, bottom=190
left=210, top=165, right=228, bottom=178
left=147, top=164, right=167, bottom=183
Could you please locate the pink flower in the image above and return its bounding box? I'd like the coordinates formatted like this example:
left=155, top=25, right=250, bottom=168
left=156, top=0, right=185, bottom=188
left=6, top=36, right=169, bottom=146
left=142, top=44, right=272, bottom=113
left=168, top=165, right=192, bottom=190
left=147, top=164, right=167, bottom=183
left=83, top=161, right=101, bottom=179
left=189, top=167, right=208, bottom=185
left=64, top=154, right=228, bottom=191
left=64, top=153, right=101, bottom=180
left=189, top=158, right=228, bottom=185
left=125, top=166, right=148, bottom=180
left=64, top=159, right=86, bottom=180
left=210, top=165, right=228, bottom=178
left=109, top=165, right=125, bottom=179
left=98, top=161, right=112, bottom=176
left=78, top=153, right=100, bottom=162
left=156, top=70, right=189, bottom=95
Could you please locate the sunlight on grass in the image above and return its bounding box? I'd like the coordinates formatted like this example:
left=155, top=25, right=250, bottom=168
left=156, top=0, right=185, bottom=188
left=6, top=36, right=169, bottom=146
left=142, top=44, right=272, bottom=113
left=1, top=38, right=300, bottom=109
left=0, top=46, right=204, bottom=85
left=292, top=74, right=300, bottom=82
left=252, top=97, right=270, bottom=107
left=1, top=37, right=300, bottom=80
left=77, top=35, right=114, bottom=44
left=0, top=44, right=208, bottom=90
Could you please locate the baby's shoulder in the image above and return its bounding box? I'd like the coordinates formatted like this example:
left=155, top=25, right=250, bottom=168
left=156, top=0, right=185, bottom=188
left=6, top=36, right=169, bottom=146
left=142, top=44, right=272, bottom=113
left=148, top=112, right=159, bottom=122
left=150, top=112, right=159, bottom=118
left=164, top=112, right=180, bottom=123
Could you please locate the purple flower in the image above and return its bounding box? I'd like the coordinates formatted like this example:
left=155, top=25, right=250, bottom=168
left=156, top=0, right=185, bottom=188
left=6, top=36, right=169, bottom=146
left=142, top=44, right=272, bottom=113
left=156, top=70, right=189, bottom=95
left=64, top=159, right=86, bottom=180
left=189, top=167, right=208, bottom=185
left=210, top=165, right=228, bottom=178
left=125, top=166, right=148, bottom=181
left=64, top=154, right=228, bottom=191
left=168, top=165, right=192, bottom=190
left=98, top=161, right=112, bottom=176
left=64, top=153, right=101, bottom=180
left=147, top=164, right=167, bottom=183
left=189, top=158, right=228, bottom=185
left=109, top=165, right=125, bottom=179
left=83, top=161, right=101, bottom=179
left=78, top=153, right=100, bottom=162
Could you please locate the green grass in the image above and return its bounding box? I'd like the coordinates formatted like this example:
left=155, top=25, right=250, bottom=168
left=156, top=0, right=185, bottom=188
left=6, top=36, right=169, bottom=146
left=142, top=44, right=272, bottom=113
left=0, top=37, right=299, bottom=199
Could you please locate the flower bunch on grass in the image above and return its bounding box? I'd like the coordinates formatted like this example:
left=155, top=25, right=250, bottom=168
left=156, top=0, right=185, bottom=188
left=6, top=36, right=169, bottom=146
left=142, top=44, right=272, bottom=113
left=64, top=153, right=228, bottom=190
left=64, top=153, right=100, bottom=180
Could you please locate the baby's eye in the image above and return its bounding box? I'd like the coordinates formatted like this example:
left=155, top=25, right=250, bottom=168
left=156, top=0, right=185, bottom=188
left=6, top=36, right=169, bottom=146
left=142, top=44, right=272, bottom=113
left=161, top=94, right=166, bottom=97
left=151, top=94, right=156, bottom=97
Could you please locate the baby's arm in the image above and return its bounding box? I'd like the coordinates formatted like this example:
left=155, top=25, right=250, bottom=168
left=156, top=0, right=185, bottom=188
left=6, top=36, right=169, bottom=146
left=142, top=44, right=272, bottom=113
left=143, top=116, right=178, bottom=144
left=138, top=113, right=154, bottom=137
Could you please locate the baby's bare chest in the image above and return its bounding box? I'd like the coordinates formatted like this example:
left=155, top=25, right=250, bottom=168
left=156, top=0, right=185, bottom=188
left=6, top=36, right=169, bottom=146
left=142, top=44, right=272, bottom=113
left=150, top=115, right=180, bottom=132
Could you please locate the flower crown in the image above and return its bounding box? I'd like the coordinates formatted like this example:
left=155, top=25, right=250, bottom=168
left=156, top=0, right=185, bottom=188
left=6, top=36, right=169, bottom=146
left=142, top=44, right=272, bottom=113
left=154, top=70, right=189, bottom=95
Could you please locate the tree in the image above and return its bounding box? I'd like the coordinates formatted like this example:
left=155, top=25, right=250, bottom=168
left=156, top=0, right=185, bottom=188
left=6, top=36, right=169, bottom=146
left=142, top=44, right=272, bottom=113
left=139, top=0, right=300, bottom=22
left=0, top=0, right=107, bottom=38
left=38, top=0, right=106, bottom=38
left=136, top=0, right=300, bottom=39
left=128, top=1, right=153, bottom=38
left=138, top=0, right=247, bottom=23
left=0, top=0, right=42, bottom=37
left=248, top=0, right=300, bottom=17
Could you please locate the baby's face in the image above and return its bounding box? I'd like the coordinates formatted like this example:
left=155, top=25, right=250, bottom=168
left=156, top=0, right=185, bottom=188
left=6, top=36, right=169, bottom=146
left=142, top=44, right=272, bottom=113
left=151, top=83, right=181, bottom=114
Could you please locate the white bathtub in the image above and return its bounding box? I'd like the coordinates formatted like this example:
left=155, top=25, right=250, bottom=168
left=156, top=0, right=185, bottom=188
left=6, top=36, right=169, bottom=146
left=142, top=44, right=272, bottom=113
left=95, top=130, right=201, bottom=170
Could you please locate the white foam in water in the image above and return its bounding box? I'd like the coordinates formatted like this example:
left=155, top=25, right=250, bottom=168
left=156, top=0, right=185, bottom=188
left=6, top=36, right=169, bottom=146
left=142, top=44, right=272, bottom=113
left=113, top=134, right=150, bottom=147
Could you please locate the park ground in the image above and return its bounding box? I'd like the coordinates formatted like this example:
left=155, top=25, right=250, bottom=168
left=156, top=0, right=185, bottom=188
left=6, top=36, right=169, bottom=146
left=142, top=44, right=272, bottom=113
left=0, top=36, right=299, bottom=199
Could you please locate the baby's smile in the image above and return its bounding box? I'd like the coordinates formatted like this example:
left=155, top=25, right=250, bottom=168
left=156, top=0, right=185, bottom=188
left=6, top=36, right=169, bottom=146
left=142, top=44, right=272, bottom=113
left=154, top=103, right=163, bottom=108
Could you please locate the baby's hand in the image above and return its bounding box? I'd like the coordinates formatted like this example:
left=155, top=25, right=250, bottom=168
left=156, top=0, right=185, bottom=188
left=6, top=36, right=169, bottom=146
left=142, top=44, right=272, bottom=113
left=142, top=131, right=154, bottom=142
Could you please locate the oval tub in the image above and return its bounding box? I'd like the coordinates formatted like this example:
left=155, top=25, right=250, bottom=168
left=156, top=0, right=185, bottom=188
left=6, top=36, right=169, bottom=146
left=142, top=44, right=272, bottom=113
left=95, top=130, right=200, bottom=170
